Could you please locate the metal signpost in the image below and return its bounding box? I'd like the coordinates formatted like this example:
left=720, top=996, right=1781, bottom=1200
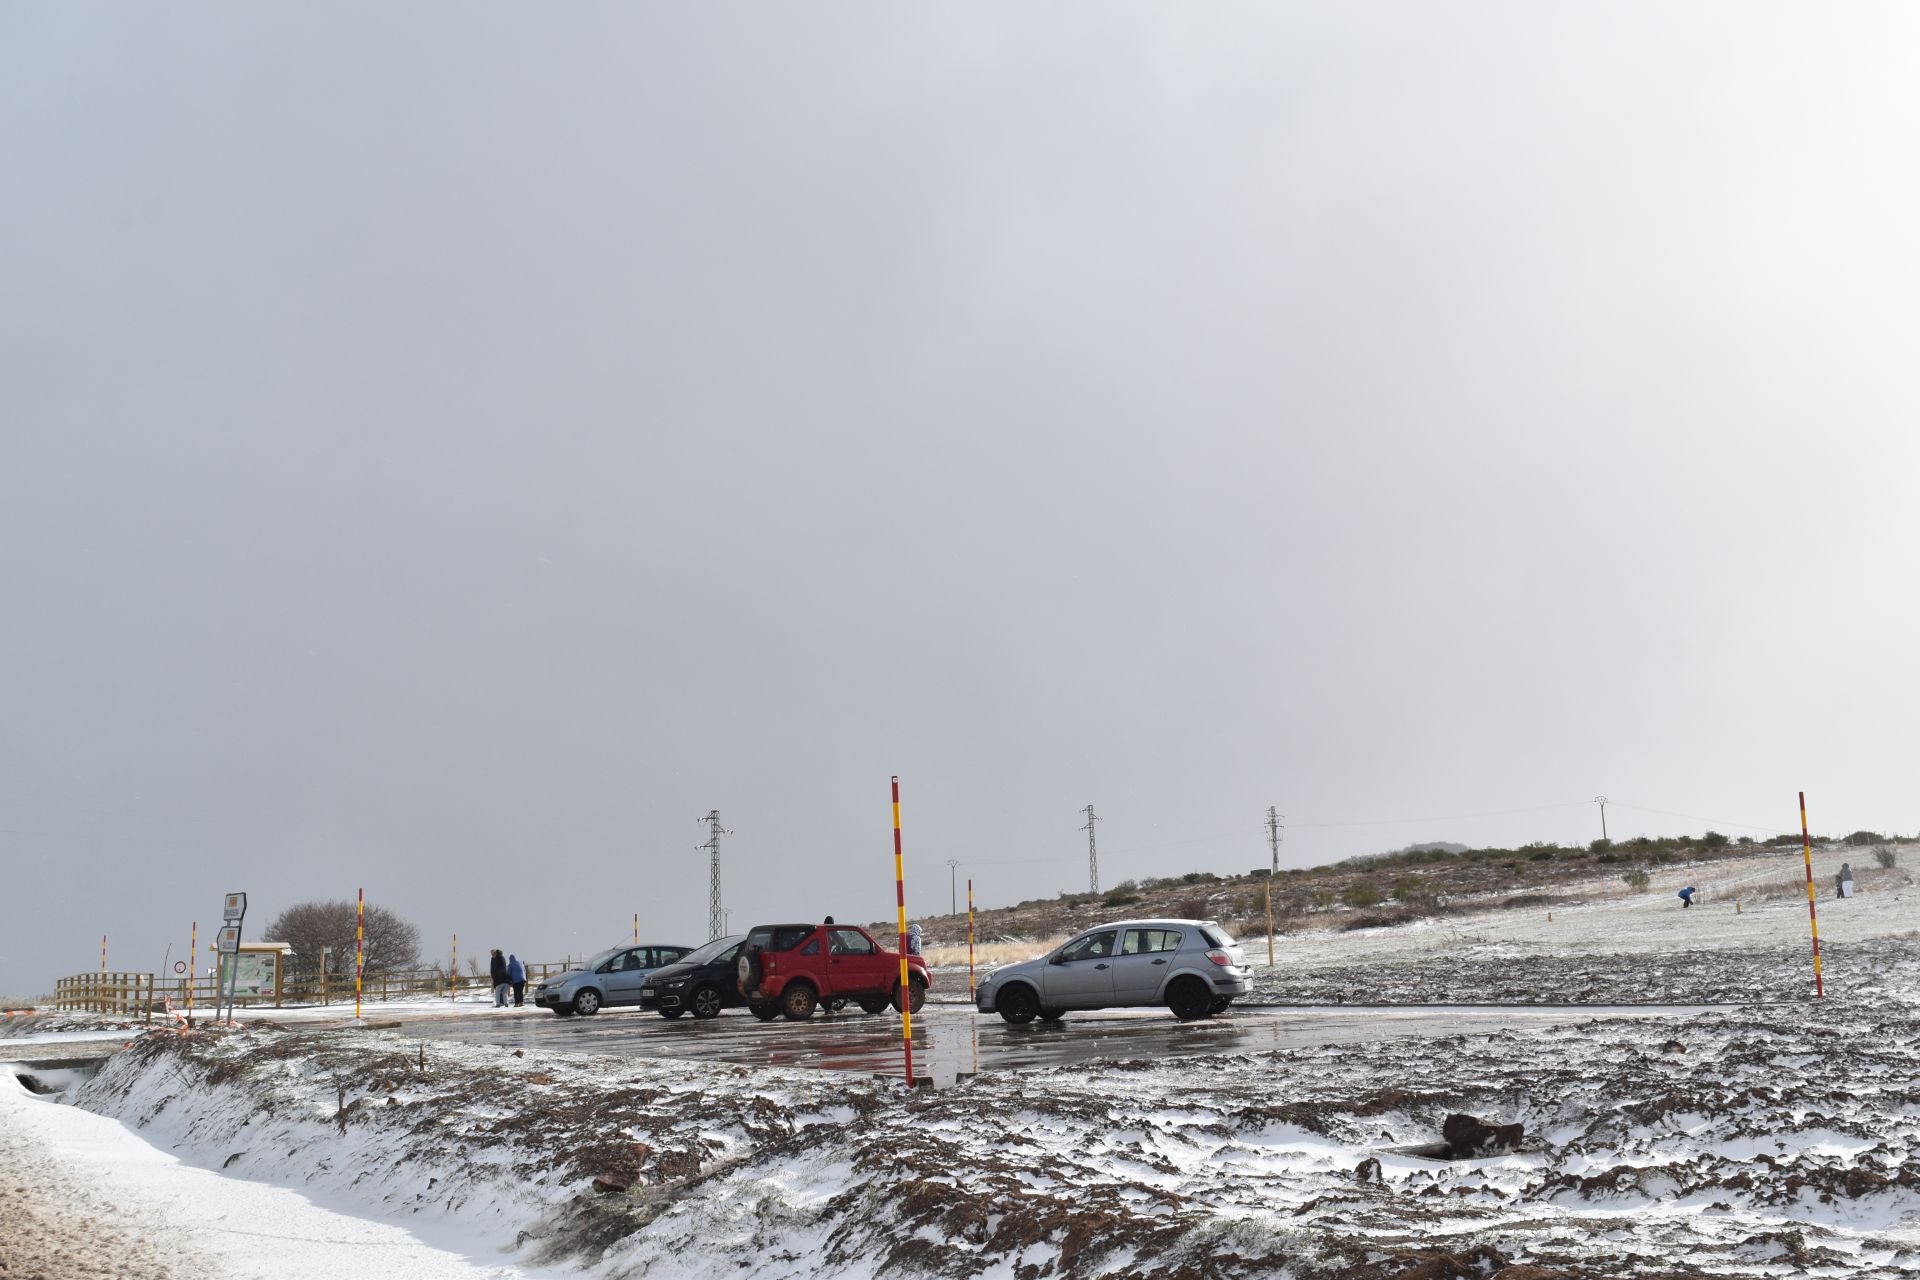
left=218, top=892, right=247, bottom=1022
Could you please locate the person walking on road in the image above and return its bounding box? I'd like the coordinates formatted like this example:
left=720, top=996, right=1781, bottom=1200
left=507, top=953, right=527, bottom=1007
left=489, top=949, right=510, bottom=1007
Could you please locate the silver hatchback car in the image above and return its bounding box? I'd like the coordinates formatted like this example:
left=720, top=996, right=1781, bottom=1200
left=974, top=919, right=1250, bottom=1023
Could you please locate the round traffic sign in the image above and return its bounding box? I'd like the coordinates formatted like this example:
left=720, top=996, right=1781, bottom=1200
left=173, top=960, right=187, bottom=975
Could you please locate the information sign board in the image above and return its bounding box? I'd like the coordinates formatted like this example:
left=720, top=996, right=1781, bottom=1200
left=216, top=926, right=241, bottom=954
left=223, top=892, right=247, bottom=922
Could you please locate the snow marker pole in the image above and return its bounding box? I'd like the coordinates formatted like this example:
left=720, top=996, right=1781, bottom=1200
left=634, top=912, right=639, bottom=945
left=1264, top=875, right=1275, bottom=968
left=967, top=878, right=976, bottom=1001
left=100, top=935, right=106, bottom=1014
left=188, top=922, right=196, bottom=1024
left=1799, top=792, right=1824, bottom=998
left=892, top=776, right=914, bottom=1086
left=355, top=887, right=365, bottom=1019
left=451, top=933, right=458, bottom=1002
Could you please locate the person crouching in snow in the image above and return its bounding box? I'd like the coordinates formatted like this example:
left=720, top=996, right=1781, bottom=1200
left=507, top=953, right=527, bottom=1006
left=489, top=949, right=510, bottom=1006
left=1677, top=886, right=1698, bottom=909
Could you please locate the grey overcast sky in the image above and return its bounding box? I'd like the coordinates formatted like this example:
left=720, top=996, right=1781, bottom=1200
left=3, top=5, right=1917, bottom=995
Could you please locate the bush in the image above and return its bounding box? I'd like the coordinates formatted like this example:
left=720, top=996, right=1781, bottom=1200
left=1103, top=892, right=1142, bottom=908
left=1589, top=838, right=1614, bottom=854
left=1528, top=849, right=1554, bottom=862
left=1845, top=831, right=1887, bottom=847
left=1702, top=831, right=1730, bottom=849
left=1341, top=883, right=1382, bottom=909
left=1391, top=876, right=1429, bottom=904
left=1310, top=888, right=1334, bottom=909
left=1622, top=869, right=1651, bottom=890
left=1873, top=847, right=1899, bottom=870
left=1597, top=852, right=1621, bottom=864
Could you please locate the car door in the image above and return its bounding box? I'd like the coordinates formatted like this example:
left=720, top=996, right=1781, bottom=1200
left=827, top=928, right=885, bottom=994
left=599, top=948, right=649, bottom=1006
left=1110, top=927, right=1184, bottom=1003
left=1040, top=929, right=1118, bottom=1008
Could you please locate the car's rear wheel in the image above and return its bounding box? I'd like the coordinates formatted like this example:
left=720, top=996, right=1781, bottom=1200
left=1166, top=977, right=1211, bottom=1021
left=659, top=1008, right=684, bottom=1019
left=782, top=984, right=818, bottom=1020
left=823, top=997, right=848, bottom=1015
left=891, top=976, right=927, bottom=1015
left=573, top=989, right=602, bottom=1017
left=997, top=983, right=1039, bottom=1025
left=692, top=986, right=724, bottom=1019
left=749, top=1000, right=780, bottom=1022
left=1039, top=1008, right=1066, bottom=1023
left=1209, top=997, right=1234, bottom=1015
left=856, top=995, right=890, bottom=1015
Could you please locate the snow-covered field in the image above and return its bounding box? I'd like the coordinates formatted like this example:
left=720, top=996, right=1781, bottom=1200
left=3, top=853, right=1915, bottom=1279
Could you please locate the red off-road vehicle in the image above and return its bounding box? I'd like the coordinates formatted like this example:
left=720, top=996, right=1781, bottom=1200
left=735, top=922, right=931, bottom=1021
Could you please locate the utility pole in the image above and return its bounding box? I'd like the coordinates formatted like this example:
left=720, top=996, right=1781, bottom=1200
left=946, top=859, right=960, bottom=915
left=1594, top=796, right=1610, bottom=843
left=700, top=810, right=731, bottom=941
left=1082, top=805, right=1100, bottom=894
left=1265, top=806, right=1284, bottom=967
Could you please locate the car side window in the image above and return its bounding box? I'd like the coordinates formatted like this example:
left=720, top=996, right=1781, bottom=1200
left=770, top=926, right=813, bottom=951
left=799, top=937, right=821, bottom=956
left=830, top=929, right=874, bottom=955
left=1124, top=929, right=1182, bottom=955
left=1060, top=930, right=1117, bottom=962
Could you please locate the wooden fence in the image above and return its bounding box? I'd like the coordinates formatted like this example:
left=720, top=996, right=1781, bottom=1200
left=52, top=960, right=585, bottom=1015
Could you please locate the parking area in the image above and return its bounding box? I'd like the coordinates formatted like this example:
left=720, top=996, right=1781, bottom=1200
left=391, top=1002, right=1712, bottom=1086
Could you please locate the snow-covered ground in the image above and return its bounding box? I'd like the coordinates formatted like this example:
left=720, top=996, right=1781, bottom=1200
left=3, top=851, right=1914, bottom=1279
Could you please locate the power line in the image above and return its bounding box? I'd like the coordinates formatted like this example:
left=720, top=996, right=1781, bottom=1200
left=1081, top=805, right=1100, bottom=894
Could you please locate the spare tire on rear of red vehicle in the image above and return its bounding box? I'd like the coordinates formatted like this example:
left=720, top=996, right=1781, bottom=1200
left=737, top=949, right=762, bottom=994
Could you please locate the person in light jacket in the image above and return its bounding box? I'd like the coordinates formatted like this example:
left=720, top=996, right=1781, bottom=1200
left=489, top=949, right=510, bottom=1007
left=907, top=922, right=924, bottom=956
left=506, top=953, right=527, bottom=1007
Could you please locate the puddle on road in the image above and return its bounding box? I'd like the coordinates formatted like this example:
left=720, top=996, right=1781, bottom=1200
left=392, top=1003, right=1703, bottom=1089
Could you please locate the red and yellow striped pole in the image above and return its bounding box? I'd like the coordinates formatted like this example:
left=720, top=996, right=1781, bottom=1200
left=634, top=913, right=639, bottom=945
left=355, top=887, right=365, bottom=1019
left=451, top=933, right=458, bottom=1002
left=892, top=776, right=914, bottom=1085
left=1799, top=792, right=1824, bottom=998
left=187, top=922, right=197, bottom=1022
left=967, top=878, right=976, bottom=1001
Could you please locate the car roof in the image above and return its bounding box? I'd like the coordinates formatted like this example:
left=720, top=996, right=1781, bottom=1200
left=746, top=923, right=823, bottom=932
left=1071, top=919, right=1215, bottom=931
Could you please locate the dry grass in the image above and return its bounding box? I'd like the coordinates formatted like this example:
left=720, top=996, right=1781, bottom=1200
left=921, top=937, right=1065, bottom=969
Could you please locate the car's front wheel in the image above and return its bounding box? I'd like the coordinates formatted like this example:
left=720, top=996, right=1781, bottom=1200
left=1166, top=976, right=1211, bottom=1021
left=996, top=983, right=1039, bottom=1025
left=692, top=986, right=725, bottom=1019
left=892, top=976, right=927, bottom=1015
left=573, top=989, right=602, bottom=1016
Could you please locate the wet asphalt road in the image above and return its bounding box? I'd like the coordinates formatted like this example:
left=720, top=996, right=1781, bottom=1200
left=391, top=1001, right=1708, bottom=1087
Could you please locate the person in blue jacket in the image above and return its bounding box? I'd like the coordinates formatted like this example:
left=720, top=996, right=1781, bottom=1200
left=1677, top=886, right=1697, bottom=909
left=506, top=953, right=527, bottom=1007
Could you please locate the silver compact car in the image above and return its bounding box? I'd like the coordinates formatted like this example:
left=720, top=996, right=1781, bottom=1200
left=532, top=942, right=693, bottom=1016
left=974, top=919, right=1250, bottom=1023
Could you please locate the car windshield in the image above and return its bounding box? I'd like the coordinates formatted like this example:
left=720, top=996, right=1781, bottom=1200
left=676, top=935, right=745, bottom=967
left=580, top=947, right=625, bottom=972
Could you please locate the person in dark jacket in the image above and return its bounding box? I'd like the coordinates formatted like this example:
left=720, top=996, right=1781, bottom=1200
left=489, top=949, right=510, bottom=1007
left=506, top=953, right=527, bottom=1006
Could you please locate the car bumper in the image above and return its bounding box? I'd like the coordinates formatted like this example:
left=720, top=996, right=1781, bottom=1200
left=533, top=990, right=570, bottom=1009
left=1212, top=973, right=1252, bottom=996
left=974, top=986, right=998, bottom=1013
left=638, top=989, right=687, bottom=1011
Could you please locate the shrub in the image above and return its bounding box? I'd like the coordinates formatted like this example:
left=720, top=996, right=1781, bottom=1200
left=1597, top=852, right=1621, bottom=864
left=1589, top=838, right=1614, bottom=854
left=1341, top=883, right=1382, bottom=909
left=1873, top=847, right=1899, bottom=870
left=1103, top=892, right=1142, bottom=908
left=1528, top=849, right=1554, bottom=862
left=1622, top=869, right=1651, bottom=890
left=1310, top=888, right=1335, bottom=909
left=1391, top=876, right=1428, bottom=904
left=1846, top=831, right=1887, bottom=847
left=1702, top=831, right=1730, bottom=849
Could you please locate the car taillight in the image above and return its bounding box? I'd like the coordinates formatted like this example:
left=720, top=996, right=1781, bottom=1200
left=764, top=957, right=777, bottom=973
left=1206, top=949, right=1233, bottom=966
